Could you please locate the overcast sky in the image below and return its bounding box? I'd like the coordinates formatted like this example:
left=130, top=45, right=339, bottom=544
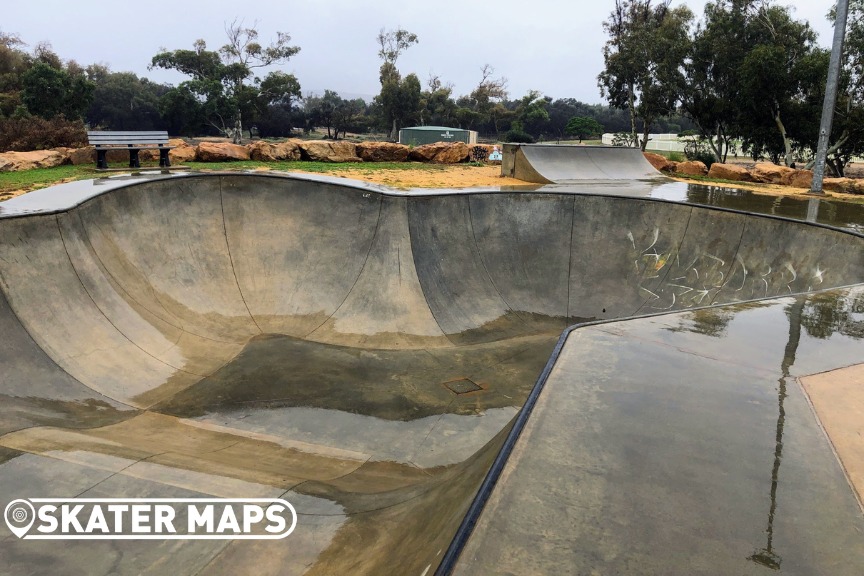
left=3, top=0, right=839, bottom=104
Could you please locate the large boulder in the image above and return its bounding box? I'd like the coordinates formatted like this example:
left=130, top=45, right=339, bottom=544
left=0, top=150, right=67, bottom=172
left=823, top=177, right=860, bottom=194
left=170, top=144, right=198, bottom=164
left=51, top=147, right=73, bottom=164
left=196, top=142, right=251, bottom=162
left=707, top=163, right=754, bottom=182
left=355, top=141, right=410, bottom=162
left=781, top=169, right=813, bottom=189
left=138, top=139, right=196, bottom=163
left=752, top=162, right=795, bottom=184
left=298, top=140, right=361, bottom=162
left=676, top=160, right=708, bottom=176
left=408, top=141, right=470, bottom=163
left=68, top=147, right=95, bottom=165
left=643, top=152, right=676, bottom=172
left=248, top=140, right=302, bottom=161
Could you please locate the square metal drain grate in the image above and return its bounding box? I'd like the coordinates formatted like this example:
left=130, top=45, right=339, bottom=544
left=443, top=378, right=483, bottom=395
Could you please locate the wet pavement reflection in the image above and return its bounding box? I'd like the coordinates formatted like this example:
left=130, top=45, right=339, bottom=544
left=456, top=287, right=864, bottom=575
left=681, top=184, right=864, bottom=233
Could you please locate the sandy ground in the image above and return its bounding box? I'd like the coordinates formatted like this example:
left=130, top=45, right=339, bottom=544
left=3, top=164, right=864, bottom=202
left=270, top=164, right=526, bottom=189
left=800, top=365, right=864, bottom=510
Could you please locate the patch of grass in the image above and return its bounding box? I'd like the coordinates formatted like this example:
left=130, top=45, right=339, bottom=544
left=0, top=165, right=93, bottom=196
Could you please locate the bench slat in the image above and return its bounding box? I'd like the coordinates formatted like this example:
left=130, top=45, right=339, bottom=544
left=87, top=131, right=170, bottom=146
left=87, top=131, right=168, bottom=136
left=90, top=137, right=169, bottom=140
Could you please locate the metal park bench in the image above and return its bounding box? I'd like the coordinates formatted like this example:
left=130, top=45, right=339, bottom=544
left=87, top=131, right=174, bottom=169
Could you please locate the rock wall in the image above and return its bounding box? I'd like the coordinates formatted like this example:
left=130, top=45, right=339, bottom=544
left=642, top=152, right=864, bottom=194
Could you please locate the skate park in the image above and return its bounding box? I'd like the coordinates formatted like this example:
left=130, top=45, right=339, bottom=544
left=0, top=142, right=862, bottom=574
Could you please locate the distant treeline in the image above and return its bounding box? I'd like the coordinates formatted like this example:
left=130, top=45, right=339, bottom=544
left=0, top=26, right=693, bottom=152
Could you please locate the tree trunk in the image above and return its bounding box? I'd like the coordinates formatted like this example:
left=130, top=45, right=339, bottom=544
left=628, top=86, right=638, bottom=147
left=804, top=130, right=849, bottom=170
left=773, top=107, right=793, bottom=167
left=389, top=118, right=398, bottom=142
left=233, top=109, right=242, bottom=145
left=640, top=120, right=650, bottom=152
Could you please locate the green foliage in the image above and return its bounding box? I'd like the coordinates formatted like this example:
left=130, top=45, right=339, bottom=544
left=374, top=28, right=422, bottom=140
left=304, top=90, right=366, bottom=139
left=611, top=132, right=637, bottom=147
left=158, top=85, right=210, bottom=136
left=376, top=28, right=418, bottom=65
left=376, top=71, right=421, bottom=141
left=513, top=90, right=551, bottom=139
left=151, top=23, right=300, bottom=142
left=86, top=71, right=166, bottom=130
left=504, top=129, right=534, bottom=143
left=21, top=61, right=94, bottom=120
left=564, top=116, right=604, bottom=142
left=682, top=135, right=716, bottom=168
left=599, top=1, right=694, bottom=150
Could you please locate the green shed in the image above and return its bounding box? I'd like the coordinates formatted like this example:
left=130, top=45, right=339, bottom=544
left=398, top=126, right=478, bottom=146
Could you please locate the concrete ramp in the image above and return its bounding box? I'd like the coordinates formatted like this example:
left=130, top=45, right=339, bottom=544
left=0, top=174, right=862, bottom=575
left=502, top=143, right=663, bottom=183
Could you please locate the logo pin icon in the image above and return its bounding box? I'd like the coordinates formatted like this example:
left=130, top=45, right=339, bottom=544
left=4, top=499, right=35, bottom=538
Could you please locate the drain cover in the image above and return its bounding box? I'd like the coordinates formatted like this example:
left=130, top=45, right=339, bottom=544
left=443, top=378, right=483, bottom=395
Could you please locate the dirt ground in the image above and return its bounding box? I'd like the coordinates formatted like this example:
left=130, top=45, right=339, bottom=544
left=4, top=163, right=864, bottom=202
left=273, top=164, right=526, bottom=189
left=300, top=164, right=863, bottom=202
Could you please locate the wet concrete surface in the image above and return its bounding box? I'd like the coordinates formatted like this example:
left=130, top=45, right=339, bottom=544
left=457, top=288, right=864, bottom=575
left=0, top=173, right=862, bottom=575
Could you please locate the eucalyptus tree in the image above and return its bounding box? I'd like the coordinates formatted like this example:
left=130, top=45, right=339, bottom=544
left=152, top=20, right=300, bottom=142
left=735, top=3, right=821, bottom=165
left=374, top=28, right=421, bottom=140
left=599, top=0, right=693, bottom=150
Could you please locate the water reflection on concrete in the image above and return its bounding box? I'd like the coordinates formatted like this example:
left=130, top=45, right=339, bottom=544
left=681, top=184, right=864, bottom=233
left=456, top=286, right=864, bottom=575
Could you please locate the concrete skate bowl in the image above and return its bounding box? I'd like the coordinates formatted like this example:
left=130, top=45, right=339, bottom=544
left=501, top=143, right=665, bottom=183
left=0, top=173, right=863, bottom=575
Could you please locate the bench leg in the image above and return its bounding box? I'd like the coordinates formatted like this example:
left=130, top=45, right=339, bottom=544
left=159, top=148, right=171, bottom=168
left=129, top=150, right=140, bottom=169
left=96, top=149, right=108, bottom=170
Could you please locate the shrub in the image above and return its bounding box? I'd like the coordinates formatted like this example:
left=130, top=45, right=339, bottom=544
left=667, top=151, right=685, bottom=162
left=504, top=129, right=534, bottom=143
left=682, top=136, right=717, bottom=168
left=0, top=116, right=88, bottom=152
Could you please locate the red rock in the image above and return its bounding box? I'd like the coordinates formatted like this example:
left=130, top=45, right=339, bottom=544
left=0, top=150, right=67, bottom=172
left=298, top=141, right=361, bottom=162
left=408, top=142, right=470, bottom=163
left=781, top=169, right=813, bottom=189
left=823, top=177, right=857, bottom=193
left=356, top=141, right=410, bottom=162
left=751, top=162, right=795, bottom=184
left=676, top=160, right=708, bottom=176
left=707, top=163, right=754, bottom=182
left=643, top=152, right=675, bottom=172
left=196, top=142, right=251, bottom=162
